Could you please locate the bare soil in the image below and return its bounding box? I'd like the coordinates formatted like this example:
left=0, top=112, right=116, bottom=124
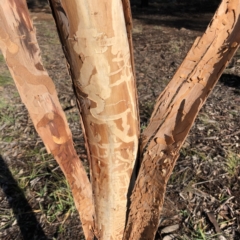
left=0, top=2, right=240, bottom=240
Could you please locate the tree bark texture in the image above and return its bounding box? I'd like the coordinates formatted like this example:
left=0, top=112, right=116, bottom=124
left=122, top=0, right=136, bottom=79
left=124, top=0, right=240, bottom=239
left=49, top=0, right=139, bottom=239
left=0, top=1, right=95, bottom=239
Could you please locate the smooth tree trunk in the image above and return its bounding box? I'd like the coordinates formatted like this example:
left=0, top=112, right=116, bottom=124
left=0, top=1, right=95, bottom=239
left=49, top=0, right=139, bottom=239
left=124, top=0, right=240, bottom=239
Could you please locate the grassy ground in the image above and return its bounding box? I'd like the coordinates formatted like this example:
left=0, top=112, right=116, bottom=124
left=0, top=2, right=240, bottom=240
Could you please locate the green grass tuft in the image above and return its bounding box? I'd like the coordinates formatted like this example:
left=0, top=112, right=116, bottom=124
left=0, top=75, right=13, bottom=86
left=226, top=151, right=240, bottom=176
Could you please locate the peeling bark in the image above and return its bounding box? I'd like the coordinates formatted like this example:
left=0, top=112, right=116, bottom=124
left=0, top=1, right=95, bottom=239
left=122, top=0, right=136, bottom=78
left=49, top=0, right=139, bottom=239
left=124, top=0, right=240, bottom=239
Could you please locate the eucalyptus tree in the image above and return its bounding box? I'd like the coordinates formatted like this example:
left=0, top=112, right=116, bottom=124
left=0, top=0, right=239, bottom=239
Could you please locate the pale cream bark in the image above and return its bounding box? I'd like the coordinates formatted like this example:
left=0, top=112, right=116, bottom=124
left=49, top=0, right=139, bottom=239
left=124, top=0, right=240, bottom=239
left=0, top=1, right=95, bottom=239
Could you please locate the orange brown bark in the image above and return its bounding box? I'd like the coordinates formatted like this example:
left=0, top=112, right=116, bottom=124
left=0, top=1, right=95, bottom=239
left=124, top=0, right=240, bottom=239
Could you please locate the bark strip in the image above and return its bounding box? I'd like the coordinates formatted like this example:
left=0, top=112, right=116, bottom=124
left=122, top=0, right=136, bottom=78
left=0, top=1, right=95, bottom=239
left=49, top=0, right=139, bottom=239
left=124, top=0, right=240, bottom=239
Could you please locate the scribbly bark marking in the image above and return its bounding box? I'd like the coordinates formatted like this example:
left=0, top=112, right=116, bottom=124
left=49, top=0, right=139, bottom=239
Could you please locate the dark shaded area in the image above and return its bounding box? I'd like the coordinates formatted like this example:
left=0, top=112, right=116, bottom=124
left=141, top=0, right=149, bottom=7
left=0, top=155, right=48, bottom=240
left=130, top=0, right=221, bottom=32
left=220, top=74, right=240, bottom=90
left=27, top=0, right=49, bottom=9
left=125, top=149, right=141, bottom=228
left=131, top=0, right=220, bottom=13
left=234, top=229, right=240, bottom=240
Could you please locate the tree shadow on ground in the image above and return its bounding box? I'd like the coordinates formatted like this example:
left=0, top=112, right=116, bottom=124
left=0, top=155, right=48, bottom=240
left=220, top=74, right=240, bottom=92
left=131, top=0, right=220, bottom=13
left=131, top=0, right=221, bottom=32
left=27, top=0, right=49, bottom=9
